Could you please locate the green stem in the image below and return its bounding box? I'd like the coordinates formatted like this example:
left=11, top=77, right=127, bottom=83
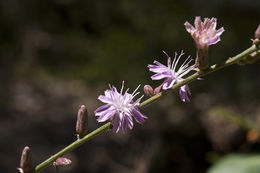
left=33, top=44, right=258, bottom=173
left=34, top=122, right=111, bottom=172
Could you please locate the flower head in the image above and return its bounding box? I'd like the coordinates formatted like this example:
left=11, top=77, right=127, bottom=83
left=184, top=16, right=224, bottom=48
left=148, top=51, right=195, bottom=102
left=95, top=82, right=147, bottom=133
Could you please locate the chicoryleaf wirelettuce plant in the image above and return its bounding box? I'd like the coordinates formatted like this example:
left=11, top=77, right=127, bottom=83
left=184, top=17, right=225, bottom=71
left=17, top=17, right=260, bottom=173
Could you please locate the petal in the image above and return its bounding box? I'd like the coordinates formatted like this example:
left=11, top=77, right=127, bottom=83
left=194, top=16, right=202, bottom=30
left=95, top=104, right=110, bottom=115
left=216, top=27, right=225, bottom=36
left=113, top=113, right=121, bottom=133
left=98, top=95, right=112, bottom=104
left=162, top=77, right=176, bottom=90
left=122, top=114, right=132, bottom=133
left=104, top=90, right=112, bottom=98
left=151, top=73, right=167, bottom=80
left=153, top=60, right=167, bottom=67
left=185, top=84, right=191, bottom=95
left=184, top=21, right=195, bottom=33
left=208, top=35, right=220, bottom=45
left=131, top=108, right=147, bottom=124
left=127, top=115, right=133, bottom=129
left=148, top=64, right=168, bottom=73
left=97, top=109, right=116, bottom=122
left=179, top=85, right=191, bottom=102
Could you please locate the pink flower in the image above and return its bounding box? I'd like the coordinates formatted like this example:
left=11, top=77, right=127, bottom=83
left=148, top=51, right=195, bottom=102
left=184, top=16, right=224, bottom=48
left=95, top=82, right=147, bottom=133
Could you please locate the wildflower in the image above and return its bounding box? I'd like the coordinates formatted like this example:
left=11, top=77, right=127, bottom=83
left=148, top=51, right=195, bottom=102
left=184, top=16, right=224, bottom=48
left=184, top=17, right=224, bottom=70
left=95, top=82, right=147, bottom=133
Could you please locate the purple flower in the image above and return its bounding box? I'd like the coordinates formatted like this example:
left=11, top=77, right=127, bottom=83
left=184, top=16, right=224, bottom=48
left=148, top=51, right=195, bottom=102
left=95, top=82, right=147, bottom=133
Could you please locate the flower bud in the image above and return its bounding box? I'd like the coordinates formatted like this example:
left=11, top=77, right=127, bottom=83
left=185, top=17, right=224, bottom=71
left=18, top=146, right=33, bottom=173
left=76, top=105, right=88, bottom=139
left=153, top=84, right=163, bottom=94
left=255, top=24, right=260, bottom=39
left=54, top=157, right=72, bottom=168
left=143, top=85, right=154, bottom=96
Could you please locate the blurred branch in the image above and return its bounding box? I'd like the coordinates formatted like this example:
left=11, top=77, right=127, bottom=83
left=33, top=44, right=259, bottom=173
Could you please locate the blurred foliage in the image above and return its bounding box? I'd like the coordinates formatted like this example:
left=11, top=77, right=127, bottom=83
left=0, top=0, right=260, bottom=173
left=208, top=154, right=260, bottom=173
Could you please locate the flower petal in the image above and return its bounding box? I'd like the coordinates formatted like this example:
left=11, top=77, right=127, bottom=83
left=151, top=73, right=167, bottom=80
left=122, top=114, right=133, bottom=133
left=162, top=77, right=176, bottom=90
left=185, top=16, right=224, bottom=47
left=95, top=104, right=110, bottom=115
left=131, top=108, right=147, bottom=124
left=98, top=95, right=112, bottom=104
left=113, top=113, right=121, bottom=133
left=184, top=21, right=195, bottom=33
left=179, top=85, right=191, bottom=102
left=97, top=108, right=116, bottom=122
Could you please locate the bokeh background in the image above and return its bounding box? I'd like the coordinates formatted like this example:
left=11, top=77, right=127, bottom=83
left=1, top=0, right=260, bottom=173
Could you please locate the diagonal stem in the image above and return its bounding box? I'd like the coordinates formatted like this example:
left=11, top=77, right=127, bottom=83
left=34, top=122, right=111, bottom=172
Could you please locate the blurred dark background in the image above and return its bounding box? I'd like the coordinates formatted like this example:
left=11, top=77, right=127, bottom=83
left=1, top=0, right=260, bottom=173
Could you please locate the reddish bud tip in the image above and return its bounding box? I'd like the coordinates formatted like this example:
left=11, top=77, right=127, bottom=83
left=19, top=146, right=33, bottom=173
left=154, top=84, right=163, bottom=94
left=143, top=85, right=154, bottom=97
left=76, top=105, right=88, bottom=139
left=54, top=157, right=72, bottom=168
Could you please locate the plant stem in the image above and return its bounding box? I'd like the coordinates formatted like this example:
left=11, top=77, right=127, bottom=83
left=34, top=122, right=111, bottom=173
left=33, top=44, right=258, bottom=173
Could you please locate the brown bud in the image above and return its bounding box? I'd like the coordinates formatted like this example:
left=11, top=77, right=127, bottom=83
left=18, top=146, right=33, bottom=173
left=143, top=85, right=154, bottom=97
left=76, top=105, right=88, bottom=139
left=54, top=157, right=72, bottom=168
left=255, top=24, right=260, bottom=39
